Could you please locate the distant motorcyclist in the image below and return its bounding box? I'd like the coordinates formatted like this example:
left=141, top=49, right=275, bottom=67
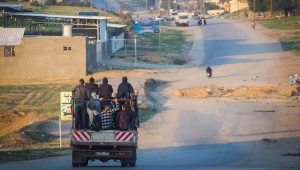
left=198, top=17, right=202, bottom=25
left=206, top=67, right=212, bottom=78
left=251, top=21, right=256, bottom=29
left=203, top=18, right=207, bottom=26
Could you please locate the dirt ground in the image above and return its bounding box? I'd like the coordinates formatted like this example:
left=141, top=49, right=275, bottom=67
left=174, top=84, right=300, bottom=99
left=136, top=20, right=300, bottom=166
left=0, top=19, right=299, bottom=167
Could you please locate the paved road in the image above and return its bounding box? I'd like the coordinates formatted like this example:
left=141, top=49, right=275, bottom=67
left=189, top=19, right=282, bottom=67
left=1, top=20, right=299, bottom=169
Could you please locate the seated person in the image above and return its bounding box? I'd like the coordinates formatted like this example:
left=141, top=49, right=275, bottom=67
left=116, top=104, right=130, bottom=131
left=100, top=98, right=119, bottom=130
left=87, top=92, right=101, bottom=127
left=110, top=93, right=117, bottom=109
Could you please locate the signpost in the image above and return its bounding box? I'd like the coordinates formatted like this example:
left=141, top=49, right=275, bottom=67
left=59, top=92, right=73, bottom=148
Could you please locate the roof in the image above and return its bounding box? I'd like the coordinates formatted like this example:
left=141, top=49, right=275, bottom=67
left=107, top=23, right=127, bottom=28
left=0, top=4, right=23, bottom=9
left=79, top=12, right=99, bottom=16
left=6, top=13, right=110, bottom=20
left=0, top=28, right=25, bottom=46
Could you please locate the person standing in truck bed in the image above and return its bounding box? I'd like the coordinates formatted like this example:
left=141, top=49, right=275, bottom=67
left=72, top=79, right=90, bottom=130
left=99, top=77, right=113, bottom=108
left=117, top=76, right=134, bottom=99
left=86, top=77, right=99, bottom=95
left=100, top=98, right=119, bottom=130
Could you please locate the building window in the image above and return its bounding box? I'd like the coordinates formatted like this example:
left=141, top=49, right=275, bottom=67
left=63, top=46, right=72, bottom=52
left=4, top=46, right=15, bottom=57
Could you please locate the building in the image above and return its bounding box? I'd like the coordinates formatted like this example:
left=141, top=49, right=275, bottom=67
left=0, top=13, right=110, bottom=79
left=0, top=12, right=128, bottom=79
left=0, top=28, right=95, bottom=79
left=206, top=0, right=220, bottom=4
left=0, top=4, right=32, bottom=13
left=228, top=0, right=249, bottom=13
left=30, top=0, right=46, bottom=5
left=30, top=0, right=63, bottom=4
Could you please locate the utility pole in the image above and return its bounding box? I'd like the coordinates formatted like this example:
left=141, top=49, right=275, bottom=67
left=158, top=0, right=162, bottom=11
left=237, top=0, right=239, bottom=18
left=254, top=0, right=256, bottom=23
left=270, top=0, right=273, bottom=18
left=145, top=0, right=147, bottom=10
left=203, top=0, right=205, bottom=15
left=167, top=0, right=171, bottom=15
left=145, top=0, right=148, bottom=18
left=173, top=0, right=177, bottom=11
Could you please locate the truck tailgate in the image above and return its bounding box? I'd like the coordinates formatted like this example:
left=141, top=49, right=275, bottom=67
left=71, top=130, right=138, bottom=144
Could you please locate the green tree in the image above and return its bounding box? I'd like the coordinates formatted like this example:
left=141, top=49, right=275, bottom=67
left=248, top=0, right=299, bottom=17
left=205, top=3, right=221, bottom=10
left=248, top=0, right=269, bottom=13
left=276, top=0, right=297, bottom=17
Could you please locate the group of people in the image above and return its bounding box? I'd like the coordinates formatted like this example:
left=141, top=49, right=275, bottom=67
left=198, top=17, right=207, bottom=26
left=72, top=76, right=139, bottom=131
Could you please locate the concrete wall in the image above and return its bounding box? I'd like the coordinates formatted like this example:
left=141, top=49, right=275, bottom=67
left=229, top=0, right=249, bottom=13
left=0, top=36, right=89, bottom=80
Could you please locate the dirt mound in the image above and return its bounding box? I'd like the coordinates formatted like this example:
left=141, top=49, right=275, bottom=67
left=174, top=84, right=300, bottom=99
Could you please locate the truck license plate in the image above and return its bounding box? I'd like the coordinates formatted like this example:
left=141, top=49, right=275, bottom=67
left=95, top=152, right=109, bottom=156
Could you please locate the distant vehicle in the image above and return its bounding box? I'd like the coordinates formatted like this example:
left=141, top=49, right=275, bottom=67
left=147, top=17, right=154, bottom=21
left=150, top=21, right=161, bottom=33
left=133, top=21, right=160, bottom=34
left=171, top=11, right=178, bottom=16
left=167, top=16, right=175, bottom=21
left=156, top=16, right=164, bottom=22
left=176, top=12, right=189, bottom=26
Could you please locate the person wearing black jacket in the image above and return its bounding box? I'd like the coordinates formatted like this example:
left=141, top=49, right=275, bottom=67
left=86, top=77, right=99, bottom=95
left=72, top=79, right=90, bottom=130
left=99, top=77, right=113, bottom=109
left=117, top=76, right=134, bottom=99
left=99, top=77, right=113, bottom=99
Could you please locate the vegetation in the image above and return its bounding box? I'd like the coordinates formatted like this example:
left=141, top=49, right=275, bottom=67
left=247, top=0, right=300, bottom=17
left=133, top=25, right=191, bottom=54
left=205, top=2, right=222, bottom=10
left=0, top=84, right=73, bottom=138
left=0, top=1, right=122, bottom=23
left=260, top=16, right=300, bottom=30
left=280, top=36, right=300, bottom=55
left=139, top=79, right=165, bottom=123
left=259, top=16, right=300, bottom=55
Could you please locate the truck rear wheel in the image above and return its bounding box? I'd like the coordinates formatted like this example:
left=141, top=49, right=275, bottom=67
left=129, top=163, right=136, bottom=167
left=72, top=163, right=79, bottom=167
left=121, top=163, right=128, bottom=167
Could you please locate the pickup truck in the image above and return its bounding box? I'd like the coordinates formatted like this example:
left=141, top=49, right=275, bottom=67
left=70, top=98, right=139, bottom=167
left=71, top=129, right=138, bottom=167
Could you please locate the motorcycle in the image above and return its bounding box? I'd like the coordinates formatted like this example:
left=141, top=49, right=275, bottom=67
left=252, top=22, right=256, bottom=29
left=206, top=67, right=212, bottom=78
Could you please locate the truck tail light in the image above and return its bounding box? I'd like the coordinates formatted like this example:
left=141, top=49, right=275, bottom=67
left=119, top=152, right=129, bottom=157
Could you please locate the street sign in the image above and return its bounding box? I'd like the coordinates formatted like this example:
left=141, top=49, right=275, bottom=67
left=60, top=92, right=73, bottom=121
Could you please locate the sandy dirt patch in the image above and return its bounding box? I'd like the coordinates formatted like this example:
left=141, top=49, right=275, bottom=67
left=174, top=84, right=300, bottom=99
